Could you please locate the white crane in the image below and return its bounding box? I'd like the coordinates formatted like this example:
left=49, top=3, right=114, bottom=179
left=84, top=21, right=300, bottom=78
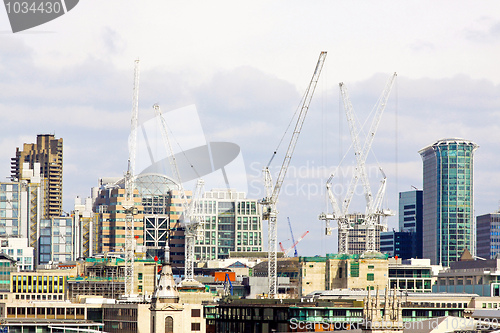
left=123, top=59, right=140, bottom=297
left=319, top=73, right=396, bottom=254
left=342, top=73, right=396, bottom=252
left=319, top=174, right=350, bottom=253
left=152, top=104, right=205, bottom=284
left=261, top=51, right=327, bottom=298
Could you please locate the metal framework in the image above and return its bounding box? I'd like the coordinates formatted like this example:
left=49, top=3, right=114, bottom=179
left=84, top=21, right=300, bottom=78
left=261, top=51, right=326, bottom=298
left=182, top=179, right=205, bottom=282
left=152, top=104, right=206, bottom=284
left=123, top=59, right=140, bottom=297
left=320, top=73, right=396, bottom=254
left=287, top=217, right=298, bottom=257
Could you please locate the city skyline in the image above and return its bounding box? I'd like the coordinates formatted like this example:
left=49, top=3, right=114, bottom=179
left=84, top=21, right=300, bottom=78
left=1, top=2, right=500, bottom=257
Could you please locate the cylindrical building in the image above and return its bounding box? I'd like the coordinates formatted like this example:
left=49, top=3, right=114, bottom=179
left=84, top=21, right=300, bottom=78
left=419, top=138, right=478, bottom=266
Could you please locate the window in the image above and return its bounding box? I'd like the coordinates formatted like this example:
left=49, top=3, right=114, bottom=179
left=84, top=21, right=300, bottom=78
left=165, top=316, right=173, bottom=333
left=367, top=273, right=374, bottom=281
left=350, top=262, right=359, bottom=277
left=191, top=309, right=201, bottom=317
left=191, top=323, right=201, bottom=331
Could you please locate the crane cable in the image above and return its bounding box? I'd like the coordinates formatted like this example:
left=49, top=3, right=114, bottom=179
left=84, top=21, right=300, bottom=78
left=159, top=111, right=201, bottom=179
left=266, top=83, right=309, bottom=168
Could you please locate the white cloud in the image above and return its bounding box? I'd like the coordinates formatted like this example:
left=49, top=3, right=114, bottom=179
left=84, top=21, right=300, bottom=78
left=2, top=1, right=500, bottom=256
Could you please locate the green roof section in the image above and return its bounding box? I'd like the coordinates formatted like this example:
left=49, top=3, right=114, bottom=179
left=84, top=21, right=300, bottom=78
left=299, top=252, right=388, bottom=262
left=85, top=257, right=159, bottom=264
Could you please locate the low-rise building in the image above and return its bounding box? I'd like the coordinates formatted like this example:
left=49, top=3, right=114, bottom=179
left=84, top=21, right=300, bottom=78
left=0, top=238, right=34, bottom=271
left=0, top=253, right=16, bottom=297
left=299, top=253, right=389, bottom=297
left=10, top=269, right=75, bottom=301
left=67, top=257, right=158, bottom=300
left=207, top=291, right=475, bottom=333
left=0, top=301, right=104, bottom=332
left=434, top=252, right=500, bottom=296
left=388, top=258, right=441, bottom=293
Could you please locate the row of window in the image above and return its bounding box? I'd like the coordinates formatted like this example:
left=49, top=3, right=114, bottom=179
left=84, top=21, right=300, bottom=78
left=7, top=306, right=83, bottom=316
left=15, top=293, right=63, bottom=300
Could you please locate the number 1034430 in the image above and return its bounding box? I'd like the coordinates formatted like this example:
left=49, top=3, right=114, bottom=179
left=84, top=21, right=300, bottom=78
left=5, top=1, right=62, bottom=14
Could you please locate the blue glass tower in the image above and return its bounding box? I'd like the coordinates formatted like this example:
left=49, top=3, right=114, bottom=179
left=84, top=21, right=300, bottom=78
left=419, top=138, right=478, bottom=266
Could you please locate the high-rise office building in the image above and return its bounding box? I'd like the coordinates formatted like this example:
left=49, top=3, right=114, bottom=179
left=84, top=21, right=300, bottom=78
left=92, top=175, right=183, bottom=266
left=419, top=138, right=478, bottom=266
left=400, top=190, right=423, bottom=258
left=380, top=231, right=413, bottom=259
left=476, top=213, right=500, bottom=259
left=1, top=164, right=42, bottom=266
left=195, top=189, right=263, bottom=260
left=11, top=134, right=63, bottom=219
left=93, top=186, right=144, bottom=254
left=380, top=190, right=424, bottom=259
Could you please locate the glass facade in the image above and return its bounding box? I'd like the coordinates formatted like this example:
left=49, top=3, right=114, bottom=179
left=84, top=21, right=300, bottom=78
left=476, top=213, right=500, bottom=259
left=0, top=183, right=20, bottom=237
left=420, top=139, right=477, bottom=266
left=380, top=231, right=413, bottom=259
left=195, top=190, right=262, bottom=260
left=39, top=217, right=74, bottom=264
left=397, top=190, right=423, bottom=259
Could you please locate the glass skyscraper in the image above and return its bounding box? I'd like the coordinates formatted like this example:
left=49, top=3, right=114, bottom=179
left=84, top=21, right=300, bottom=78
left=419, top=138, right=478, bottom=266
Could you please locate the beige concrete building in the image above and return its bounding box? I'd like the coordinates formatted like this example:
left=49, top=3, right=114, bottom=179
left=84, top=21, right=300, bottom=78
left=299, top=253, right=389, bottom=296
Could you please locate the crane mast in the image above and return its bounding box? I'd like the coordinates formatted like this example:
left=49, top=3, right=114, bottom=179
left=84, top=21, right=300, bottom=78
left=341, top=73, right=396, bottom=253
left=183, top=179, right=205, bottom=282
left=261, top=51, right=326, bottom=298
left=287, top=217, right=298, bottom=257
left=123, top=59, right=140, bottom=297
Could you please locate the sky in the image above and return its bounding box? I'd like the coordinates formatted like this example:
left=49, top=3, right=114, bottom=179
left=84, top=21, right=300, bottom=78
left=1, top=1, right=500, bottom=256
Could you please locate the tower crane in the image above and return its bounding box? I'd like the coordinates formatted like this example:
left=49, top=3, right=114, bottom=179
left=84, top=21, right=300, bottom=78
left=319, top=73, right=396, bottom=254
left=152, top=104, right=205, bottom=284
left=261, top=51, right=326, bottom=298
left=282, top=230, right=309, bottom=257
left=287, top=217, right=298, bottom=257
left=342, top=73, right=396, bottom=253
left=123, top=59, right=140, bottom=297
